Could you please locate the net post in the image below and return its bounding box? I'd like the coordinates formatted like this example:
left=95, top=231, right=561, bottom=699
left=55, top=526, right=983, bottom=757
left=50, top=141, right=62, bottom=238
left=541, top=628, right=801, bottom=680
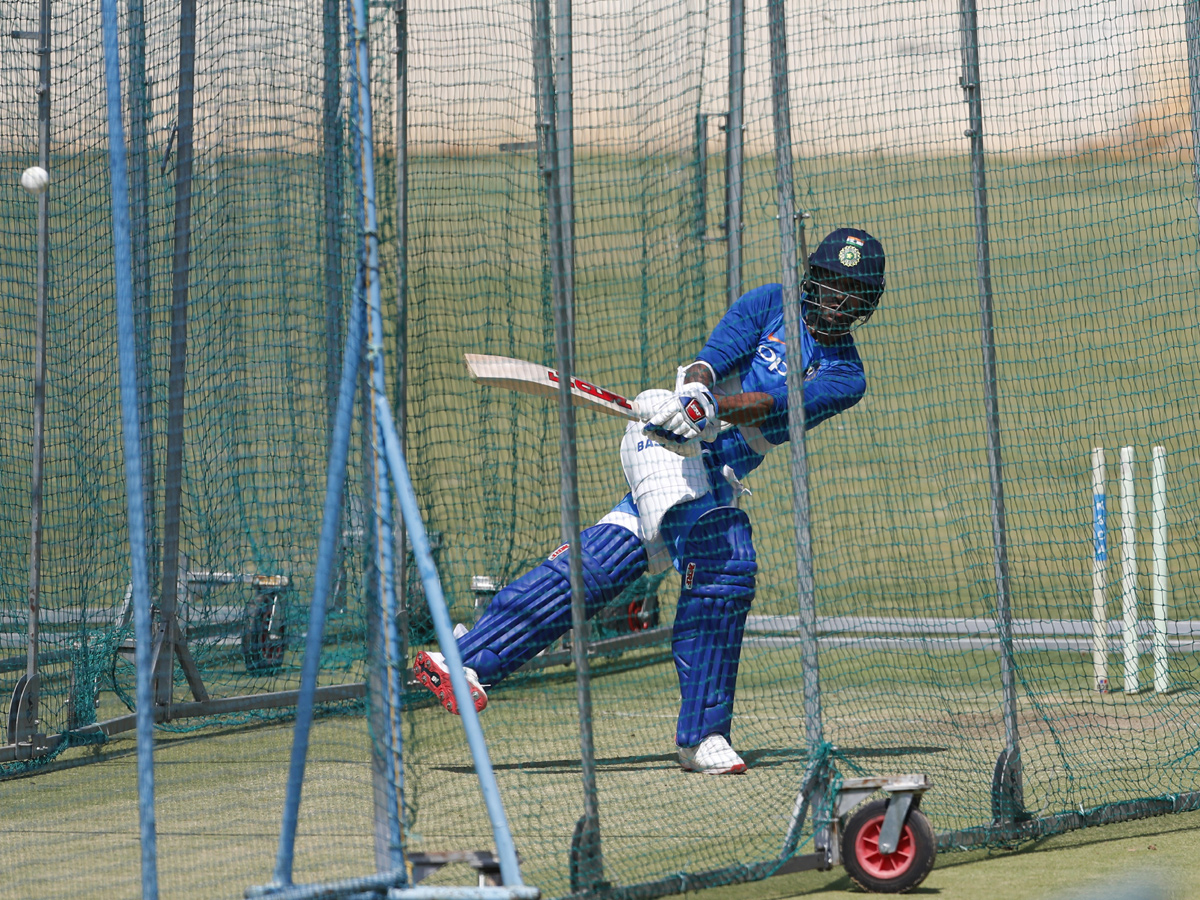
left=126, top=0, right=157, bottom=588
left=376, top=397, right=526, bottom=888
left=768, top=0, right=820, bottom=752
left=1185, top=0, right=1200, bottom=227
left=1091, top=446, right=1108, bottom=693
left=158, top=0, right=200, bottom=709
left=100, top=1, right=159, bottom=892
left=323, top=0, right=344, bottom=432
left=554, top=0, right=575, bottom=369
left=959, top=0, right=1021, bottom=800
left=24, top=0, right=51, bottom=739
left=393, top=0, right=410, bottom=666
left=347, top=0, right=406, bottom=867
left=725, top=0, right=744, bottom=307
left=531, top=0, right=602, bottom=885
left=1151, top=446, right=1169, bottom=694
left=273, top=276, right=367, bottom=888
left=1119, top=446, right=1139, bottom=693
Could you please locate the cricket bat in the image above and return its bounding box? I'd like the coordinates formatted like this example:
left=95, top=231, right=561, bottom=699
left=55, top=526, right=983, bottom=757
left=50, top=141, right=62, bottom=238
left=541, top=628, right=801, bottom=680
left=463, top=353, right=642, bottom=421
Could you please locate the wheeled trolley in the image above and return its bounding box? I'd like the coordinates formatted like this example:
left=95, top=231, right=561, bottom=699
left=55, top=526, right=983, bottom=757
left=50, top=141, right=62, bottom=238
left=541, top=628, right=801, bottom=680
left=778, top=772, right=935, bottom=894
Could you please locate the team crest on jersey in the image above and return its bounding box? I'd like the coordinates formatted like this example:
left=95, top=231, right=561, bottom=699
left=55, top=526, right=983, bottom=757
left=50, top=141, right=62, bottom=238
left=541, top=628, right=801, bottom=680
left=684, top=562, right=696, bottom=590
left=838, top=244, right=862, bottom=267
left=548, top=543, right=570, bottom=561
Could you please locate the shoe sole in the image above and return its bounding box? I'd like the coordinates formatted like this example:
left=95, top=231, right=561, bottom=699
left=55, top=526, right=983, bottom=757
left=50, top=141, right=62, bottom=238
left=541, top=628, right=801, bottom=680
left=679, top=759, right=747, bottom=775
left=413, top=651, right=486, bottom=715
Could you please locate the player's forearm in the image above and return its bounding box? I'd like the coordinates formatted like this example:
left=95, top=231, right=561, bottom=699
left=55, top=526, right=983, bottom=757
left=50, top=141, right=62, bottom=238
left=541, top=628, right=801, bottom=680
left=681, top=362, right=774, bottom=427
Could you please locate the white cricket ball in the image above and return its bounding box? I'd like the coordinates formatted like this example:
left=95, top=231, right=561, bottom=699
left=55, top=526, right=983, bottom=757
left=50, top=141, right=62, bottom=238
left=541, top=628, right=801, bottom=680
left=20, top=166, right=49, bottom=195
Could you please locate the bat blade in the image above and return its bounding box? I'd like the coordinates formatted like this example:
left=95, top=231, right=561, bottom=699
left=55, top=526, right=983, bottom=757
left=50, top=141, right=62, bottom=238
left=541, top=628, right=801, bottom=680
left=463, top=353, right=641, bottom=421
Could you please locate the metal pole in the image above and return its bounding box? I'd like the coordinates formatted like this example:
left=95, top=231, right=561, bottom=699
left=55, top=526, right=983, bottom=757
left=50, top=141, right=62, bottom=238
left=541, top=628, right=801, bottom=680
left=273, top=276, right=367, bottom=887
left=323, top=0, right=344, bottom=432
left=554, top=0, right=575, bottom=368
left=393, top=0, right=410, bottom=689
left=159, top=0, right=199, bottom=708
left=101, top=0, right=159, bottom=892
left=767, top=0, right=820, bottom=753
left=1185, top=0, right=1200, bottom=226
left=725, top=0, right=744, bottom=307
left=959, top=0, right=1020, bottom=776
left=376, top=396, right=525, bottom=888
left=126, top=0, right=156, bottom=590
left=531, top=0, right=601, bottom=887
left=348, top=0, right=405, bottom=866
left=25, top=0, right=51, bottom=735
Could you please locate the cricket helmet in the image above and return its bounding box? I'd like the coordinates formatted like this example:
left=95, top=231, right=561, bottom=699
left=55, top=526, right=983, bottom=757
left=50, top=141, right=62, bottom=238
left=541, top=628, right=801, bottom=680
left=802, top=227, right=885, bottom=341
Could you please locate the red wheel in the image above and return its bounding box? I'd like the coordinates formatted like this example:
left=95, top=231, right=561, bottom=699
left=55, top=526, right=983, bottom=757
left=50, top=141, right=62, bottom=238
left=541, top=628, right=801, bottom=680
left=842, top=799, right=935, bottom=893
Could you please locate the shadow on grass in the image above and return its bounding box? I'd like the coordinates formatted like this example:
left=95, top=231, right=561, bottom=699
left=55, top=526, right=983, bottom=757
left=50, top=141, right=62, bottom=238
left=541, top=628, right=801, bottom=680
left=432, top=744, right=948, bottom=774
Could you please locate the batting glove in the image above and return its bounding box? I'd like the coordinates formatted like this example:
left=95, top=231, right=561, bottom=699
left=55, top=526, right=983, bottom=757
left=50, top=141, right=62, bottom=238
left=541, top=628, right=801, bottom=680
left=643, top=383, right=719, bottom=449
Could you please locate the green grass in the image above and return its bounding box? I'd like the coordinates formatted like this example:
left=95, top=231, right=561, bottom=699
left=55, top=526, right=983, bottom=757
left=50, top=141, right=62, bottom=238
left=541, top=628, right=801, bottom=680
left=4, top=143, right=1200, bottom=897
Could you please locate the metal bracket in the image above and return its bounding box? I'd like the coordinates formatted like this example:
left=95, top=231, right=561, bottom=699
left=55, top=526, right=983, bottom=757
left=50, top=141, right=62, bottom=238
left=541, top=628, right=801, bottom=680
left=878, top=791, right=914, bottom=854
left=407, top=850, right=503, bottom=887
left=568, top=814, right=608, bottom=893
left=992, top=747, right=1029, bottom=825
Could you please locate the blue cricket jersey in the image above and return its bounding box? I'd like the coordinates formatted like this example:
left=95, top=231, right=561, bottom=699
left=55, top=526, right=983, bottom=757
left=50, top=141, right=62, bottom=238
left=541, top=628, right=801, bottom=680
left=695, top=283, right=866, bottom=479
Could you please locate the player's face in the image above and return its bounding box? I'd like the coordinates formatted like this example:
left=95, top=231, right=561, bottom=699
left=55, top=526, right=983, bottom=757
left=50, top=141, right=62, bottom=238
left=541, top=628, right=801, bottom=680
left=802, top=273, right=872, bottom=343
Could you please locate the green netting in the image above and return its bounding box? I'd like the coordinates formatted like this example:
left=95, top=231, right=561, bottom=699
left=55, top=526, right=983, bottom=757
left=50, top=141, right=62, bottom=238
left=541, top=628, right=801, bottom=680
left=4, top=0, right=1200, bottom=896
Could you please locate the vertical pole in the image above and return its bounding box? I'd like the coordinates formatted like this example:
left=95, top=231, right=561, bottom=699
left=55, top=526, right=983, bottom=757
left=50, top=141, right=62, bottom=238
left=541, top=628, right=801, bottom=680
left=531, top=0, right=602, bottom=887
left=348, top=0, right=405, bottom=867
left=323, top=0, right=344, bottom=431
left=554, top=0, right=575, bottom=369
left=101, top=0, right=159, bottom=892
left=725, top=0, right=744, bottom=307
left=1091, top=446, right=1108, bottom=692
left=273, top=280, right=367, bottom=887
left=25, top=0, right=51, bottom=732
left=959, top=0, right=1018, bottom=764
left=126, top=0, right=156, bottom=590
left=376, top=397, right=525, bottom=887
left=393, top=0, right=410, bottom=681
left=159, top=0, right=199, bottom=708
left=1151, top=446, right=1169, bottom=694
left=1184, top=0, right=1200, bottom=226
left=767, top=0, right=820, bottom=752
left=1119, top=446, right=1139, bottom=693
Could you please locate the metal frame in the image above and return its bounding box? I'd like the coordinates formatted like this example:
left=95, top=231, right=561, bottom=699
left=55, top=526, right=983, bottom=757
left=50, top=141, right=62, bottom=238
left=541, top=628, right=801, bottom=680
left=958, top=0, right=1023, bottom=823
left=6, top=0, right=53, bottom=750
left=528, top=0, right=604, bottom=890
left=1186, top=0, right=1200, bottom=226
left=101, top=1, right=160, bottom=893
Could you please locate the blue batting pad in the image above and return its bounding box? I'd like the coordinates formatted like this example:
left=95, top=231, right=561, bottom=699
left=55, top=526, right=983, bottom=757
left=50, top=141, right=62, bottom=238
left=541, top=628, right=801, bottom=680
left=672, top=506, right=756, bottom=747
left=458, top=523, right=647, bottom=684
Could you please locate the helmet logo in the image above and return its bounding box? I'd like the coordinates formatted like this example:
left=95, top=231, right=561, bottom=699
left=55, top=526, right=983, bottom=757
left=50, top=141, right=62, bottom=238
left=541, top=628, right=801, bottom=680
left=838, top=244, right=861, bottom=267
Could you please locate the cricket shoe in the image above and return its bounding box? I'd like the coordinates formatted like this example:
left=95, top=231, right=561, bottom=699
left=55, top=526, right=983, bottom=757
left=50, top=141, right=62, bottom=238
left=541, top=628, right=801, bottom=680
left=413, top=650, right=487, bottom=715
left=678, top=734, right=747, bottom=775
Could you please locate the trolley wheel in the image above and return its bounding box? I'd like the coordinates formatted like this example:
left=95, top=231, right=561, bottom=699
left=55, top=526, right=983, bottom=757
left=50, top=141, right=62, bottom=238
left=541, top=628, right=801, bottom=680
left=242, top=593, right=286, bottom=675
left=842, top=798, right=936, bottom=893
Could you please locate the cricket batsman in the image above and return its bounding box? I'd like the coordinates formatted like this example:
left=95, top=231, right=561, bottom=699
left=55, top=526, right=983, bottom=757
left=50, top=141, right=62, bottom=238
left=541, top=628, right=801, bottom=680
left=414, top=228, right=885, bottom=775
